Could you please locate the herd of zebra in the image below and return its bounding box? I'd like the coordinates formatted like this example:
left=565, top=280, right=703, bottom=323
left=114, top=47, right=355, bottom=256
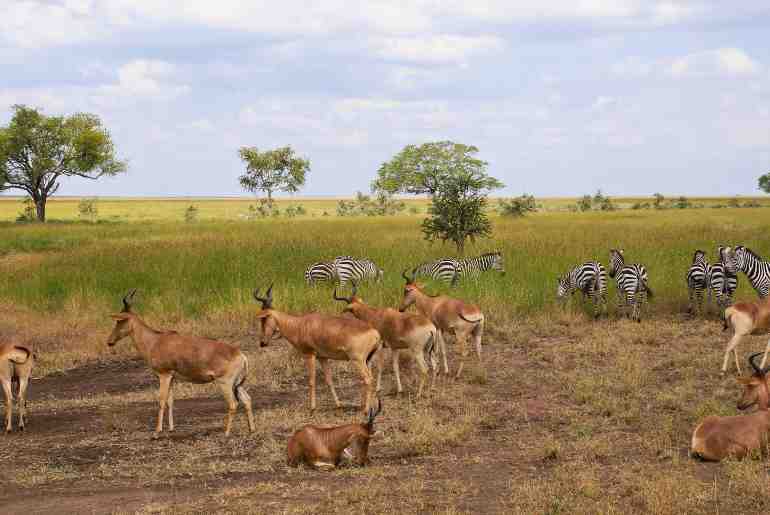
left=304, top=246, right=770, bottom=322
left=305, top=252, right=505, bottom=287
left=558, top=245, right=770, bottom=321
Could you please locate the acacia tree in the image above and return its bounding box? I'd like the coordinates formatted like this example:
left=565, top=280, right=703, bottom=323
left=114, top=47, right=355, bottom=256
left=759, top=173, right=770, bottom=194
left=373, top=141, right=503, bottom=253
left=238, top=145, right=310, bottom=204
left=0, top=105, right=127, bottom=222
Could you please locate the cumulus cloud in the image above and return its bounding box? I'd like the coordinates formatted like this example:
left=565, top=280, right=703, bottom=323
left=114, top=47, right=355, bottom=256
left=669, top=48, right=760, bottom=78
left=97, top=60, right=190, bottom=100
left=373, top=34, right=504, bottom=64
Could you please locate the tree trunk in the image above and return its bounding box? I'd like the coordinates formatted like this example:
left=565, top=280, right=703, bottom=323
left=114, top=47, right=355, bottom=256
left=266, top=189, right=273, bottom=207
left=34, top=196, right=46, bottom=222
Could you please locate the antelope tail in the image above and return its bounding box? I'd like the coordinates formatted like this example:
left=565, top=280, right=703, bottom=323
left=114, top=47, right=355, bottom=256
left=366, top=341, right=381, bottom=367
left=7, top=346, right=31, bottom=365
left=425, top=332, right=435, bottom=360
left=458, top=312, right=482, bottom=324
left=233, top=354, right=249, bottom=404
left=723, top=310, right=734, bottom=332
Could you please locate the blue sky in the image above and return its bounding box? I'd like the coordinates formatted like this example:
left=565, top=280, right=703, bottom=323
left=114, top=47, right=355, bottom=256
left=2, top=1, right=769, bottom=197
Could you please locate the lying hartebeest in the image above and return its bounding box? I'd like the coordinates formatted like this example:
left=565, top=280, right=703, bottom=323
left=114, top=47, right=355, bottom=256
left=398, top=269, right=484, bottom=378
left=1, top=341, right=35, bottom=433
left=333, top=282, right=438, bottom=397
left=287, top=398, right=382, bottom=469
left=254, top=285, right=381, bottom=414
left=107, top=290, right=255, bottom=437
left=691, top=353, right=770, bottom=461
left=721, top=292, right=770, bottom=374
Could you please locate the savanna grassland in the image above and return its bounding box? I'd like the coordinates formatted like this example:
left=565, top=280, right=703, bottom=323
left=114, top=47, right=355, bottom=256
left=2, top=197, right=770, bottom=514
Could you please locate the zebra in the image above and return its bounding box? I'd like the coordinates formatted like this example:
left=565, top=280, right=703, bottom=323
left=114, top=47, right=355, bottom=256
left=451, top=252, right=505, bottom=286
left=556, top=261, right=608, bottom=318
left=304, top=261, right=337, bottom=285
left=726, top=245, right=770, bottom=298
left=686, top=249, right=711, bottom=315
left=412, top=258, right=459, bottom=285
left=333, top=256, right=384, bottom=286
left=710, top=245, right=738, bottom=315
left=609, top=249, right=653, bottom=322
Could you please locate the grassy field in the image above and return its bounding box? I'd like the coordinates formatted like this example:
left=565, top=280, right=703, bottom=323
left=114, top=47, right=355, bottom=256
left=2, top=199, right=770, bottom=513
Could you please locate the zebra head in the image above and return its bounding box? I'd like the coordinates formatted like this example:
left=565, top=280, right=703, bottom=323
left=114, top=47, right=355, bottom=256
left=692, top=249, right=706, bottom=265
left=728, top=246, right=747, bottom=272
left=556, top=275, right=570, bottom=299
left=488, top=252, right=505, bottom=274
left=718, top=245, right=738, bottom=273
left=608, top=249, right=625, bottom=278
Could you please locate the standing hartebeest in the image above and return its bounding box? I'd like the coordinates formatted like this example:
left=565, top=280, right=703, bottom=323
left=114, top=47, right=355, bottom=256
left=253, top=285, right=381, bottom=414
left=721, top=293, right=770, bottom=374
left=107, top=290, right=255, bottom=437
left=333, top=282, right=437, bottom=397
left=398, top=270, right=484, bottom=378
left=1, top=341, right=35, bottom=433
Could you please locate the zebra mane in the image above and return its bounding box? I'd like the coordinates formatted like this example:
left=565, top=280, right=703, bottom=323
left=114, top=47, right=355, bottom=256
left=738, top=246, right=764, bottom=261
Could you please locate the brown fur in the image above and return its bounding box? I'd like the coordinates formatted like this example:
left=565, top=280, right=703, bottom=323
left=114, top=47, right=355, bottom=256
left=107, top=296, right=255, bottom=437
left=337, top=290, right=437, bottom=397
left=255, top=287, right=382, bottom=414
left=721, top=297, right=770, bottom=373
left=692, top=359, right=770, bottom=461
left=0, top=341, right=35, bottom=433
left=398, top=272, right=484, bottom=378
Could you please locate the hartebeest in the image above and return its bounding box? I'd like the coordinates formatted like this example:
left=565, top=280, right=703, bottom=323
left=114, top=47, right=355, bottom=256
left=107, top=290, right=255, bottom=437
left=333, top=282, right=438, bottom=397
left=691, top=353, right=770, bottom=461
left=287, top=398, right=382, bottom=469
left=253, top=285, right=381, bottom=414
left=398, top=270, right=484, bottom=378
left=1, top=341, right=35, bottom=433
left=720, top=292, right=770, bottom=374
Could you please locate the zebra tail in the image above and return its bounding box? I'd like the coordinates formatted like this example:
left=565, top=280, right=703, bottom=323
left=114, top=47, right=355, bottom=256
left=644, top=282, right=654, bottom=299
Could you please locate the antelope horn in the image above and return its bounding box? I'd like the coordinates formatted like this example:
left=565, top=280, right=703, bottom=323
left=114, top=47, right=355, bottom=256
left=122, top=289, right=137, bottom=311
left=402, top=269, right=411, bottom=283
left=253, top=283, right=274, bottom=308
left=749, top=352, right=763, bottom=375
left=367, top=397, right=383, bottom=427
left=350, top=279, right=358, bottom=299
left=333, top=288, right=351, bottom=303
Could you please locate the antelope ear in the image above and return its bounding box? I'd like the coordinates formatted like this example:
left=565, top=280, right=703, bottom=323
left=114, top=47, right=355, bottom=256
left=255, top=311, right=271, bottom=319
left=370, top=430, right=384, bottom=440
left=110, top=313, right=131, bottom=321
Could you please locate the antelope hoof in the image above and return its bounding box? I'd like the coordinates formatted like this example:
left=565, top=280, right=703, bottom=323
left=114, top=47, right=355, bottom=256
left=151, top=432, right=161, bottom=440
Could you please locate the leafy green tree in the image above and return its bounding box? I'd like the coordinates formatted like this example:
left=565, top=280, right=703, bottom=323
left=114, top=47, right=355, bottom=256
left=0, top=105, right=127, bottom=222
left=374, top=141, right=502, bottom=253
left=498, top=194, right=537, bottom=217
left=653, top=192, right=665, bottom=210
left=238, top=145, right=309, bottom=204
left=759, top=173, right=770, bottom=194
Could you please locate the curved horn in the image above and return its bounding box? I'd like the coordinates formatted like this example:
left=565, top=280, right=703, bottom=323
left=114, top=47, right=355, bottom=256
left=749, top=352, right=764, bottom=375
left=402, top=269, right=411, bottom=283
left=122, top=289, right=137, bottom=311
left=350, top=279, right=358, bottom=299
left=333, top=288, right=351, bottom=303
left=367, top=396, right=382, bottom=427
left=253, top=283, right=274, bottom=308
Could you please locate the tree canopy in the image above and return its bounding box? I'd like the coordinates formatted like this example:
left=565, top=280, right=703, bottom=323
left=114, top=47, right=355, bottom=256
left=238, top=145, right=310, bottom=203
left=372, top=141, right=503, bottom=196
left=0, top=105, right=127, bottom=221
left=759, top=173, right=770, bottom=194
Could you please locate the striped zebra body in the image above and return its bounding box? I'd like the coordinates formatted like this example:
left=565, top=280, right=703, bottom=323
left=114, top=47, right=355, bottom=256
left=729, top=246, right=770, bottom=298
left=451, top=252, right=505, bottom=285
left=609, top=249, right=652, bottom=322
left=412, top=259, right=459, bottom=285
left=304, top=261, right=337, bottom=285
left=557, top=261, right=607, bottom=318
left=334, top=256, right=383, bottom=286
left=710, top=245, right=738, bottom=313
left=686, top=250, right=711, bottom=314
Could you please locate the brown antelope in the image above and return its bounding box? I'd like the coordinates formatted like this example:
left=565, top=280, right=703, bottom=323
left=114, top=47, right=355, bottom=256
left=398, top=269, right=484, bottom=378
left=107, top=290, right=255, bottom=437
left=691, top=353, right=770, bottom=461
left=1, top=341, right=35, bottom=433
left=720, top=294, right=770, bottom=374
left=287, top=398, right=382, bottom=469
left=253, top=285, right=381, bottom=414
left=333, top=282, right=438, bottom=397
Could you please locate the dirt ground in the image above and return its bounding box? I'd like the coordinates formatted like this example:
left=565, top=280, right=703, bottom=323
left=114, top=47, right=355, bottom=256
left=2, top=312, right=770, bottom=514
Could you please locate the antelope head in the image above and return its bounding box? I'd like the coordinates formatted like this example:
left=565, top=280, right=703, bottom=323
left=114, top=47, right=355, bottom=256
left=254, top=284, right=280, bottom=347
left=344, top=397, right=383, bottom=466
left=398, top=269, right=421, bottom=312
left=107, top=289, right=137, bottom=347
left=333, top=281, right=363, bottom=315
left=737, top=352, right=770, bottom=410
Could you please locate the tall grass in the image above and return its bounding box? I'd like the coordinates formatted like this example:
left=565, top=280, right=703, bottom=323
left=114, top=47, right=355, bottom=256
left=0, top=207, right=768, bottom=319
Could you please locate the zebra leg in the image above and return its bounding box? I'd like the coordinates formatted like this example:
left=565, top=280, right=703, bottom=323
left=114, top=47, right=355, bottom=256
left=687, top=285, right=694, bottom=315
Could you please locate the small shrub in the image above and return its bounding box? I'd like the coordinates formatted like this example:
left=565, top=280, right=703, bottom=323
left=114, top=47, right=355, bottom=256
left=77, top=198, right=99, bottom=222
left=576, top=195, right=593, bottom=212
left=653, top=193, right=666, bottom=209
left=631, top=202, right=650, bottom=210
left=498, top=194, right=537, bottom=217
left=728, top=197, right=741, bottom=208
left=673, top=196, right=691, bottom=209
left=184, top=205, right=198, bottom=223
left=408, top=205, right=420, bottom=215
left=16, top=198, right=36, bottom=223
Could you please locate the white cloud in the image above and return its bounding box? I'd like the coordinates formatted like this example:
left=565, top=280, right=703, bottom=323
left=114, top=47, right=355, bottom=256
left=373, top=34, right=504, bottom=64
left=98, top=60, right=189, bottom=100
left=669, top=48, right=760, bottom=78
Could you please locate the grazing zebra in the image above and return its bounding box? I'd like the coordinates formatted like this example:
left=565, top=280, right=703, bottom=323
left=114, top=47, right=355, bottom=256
left=304, top=261, right=337, bottom=285
left=412, top=259, right=459, bottom=285
left=451, top=252, right=505, bottom=286
left=333, top=256, right=383, bottom=286
left=726, top=246, right=770, bottom=298
left=557, top=261, right=608, bottom=318
left=609, top=249, right=653, bottom=322
left=686, top=250, right=711, bottom=315
left=710, top=245, right=738, bottom=315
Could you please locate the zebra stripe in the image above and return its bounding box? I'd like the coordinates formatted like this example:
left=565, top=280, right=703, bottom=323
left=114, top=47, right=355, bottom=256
left=710, top=245, right=738, bottom=312
left=452, top=252, right=505, bottom=285
left=686, top=250, right=711, bottom=314
left=609, top=249, right=652, bottom=322
left=412, top=259, right=458, bottom=284
left=729, top=246, right=770, bottom=298
left=304, top=261, right=337, bottom=284
left=557, top=261, right=608, bottom=318
left=333, top=257, right=383, bottom=286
